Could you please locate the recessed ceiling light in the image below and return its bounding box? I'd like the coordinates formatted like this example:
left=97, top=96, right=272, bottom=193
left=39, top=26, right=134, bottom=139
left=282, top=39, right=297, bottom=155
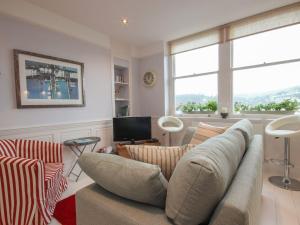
left=121, top=18, right=128, bottom=25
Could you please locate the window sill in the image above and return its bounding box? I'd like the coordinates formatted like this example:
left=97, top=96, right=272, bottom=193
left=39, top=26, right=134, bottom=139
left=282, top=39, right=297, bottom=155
left=174, top=112, right=297, bottom=123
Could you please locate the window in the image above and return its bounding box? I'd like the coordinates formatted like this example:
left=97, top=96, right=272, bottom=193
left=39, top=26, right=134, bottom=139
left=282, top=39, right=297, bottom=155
left=233, top=24, right=300, bottom=113
left=170, top=3, right=300, bottom=116
left=173, top=45, right=219, bottom=114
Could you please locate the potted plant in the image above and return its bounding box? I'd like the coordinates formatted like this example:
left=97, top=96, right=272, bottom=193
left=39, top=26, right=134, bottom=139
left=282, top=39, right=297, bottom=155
left=178, top=100, right=218, bottom=114
left=234, top=99, right=299, bottom=114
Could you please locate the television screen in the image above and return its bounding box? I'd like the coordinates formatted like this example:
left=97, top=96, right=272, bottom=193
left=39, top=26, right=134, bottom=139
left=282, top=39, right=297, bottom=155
left=113, top=117, right=151, bottom=142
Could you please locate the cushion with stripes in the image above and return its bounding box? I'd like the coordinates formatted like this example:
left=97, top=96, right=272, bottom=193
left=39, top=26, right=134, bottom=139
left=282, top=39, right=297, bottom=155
left=189, top=122, right=227, bottom=145
left=0, top=140, right=16, bottom=157
left=121, top=144, right=196, bottom=180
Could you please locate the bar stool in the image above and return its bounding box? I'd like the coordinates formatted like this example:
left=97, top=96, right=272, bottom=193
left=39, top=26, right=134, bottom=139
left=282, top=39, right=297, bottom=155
left=265, top=115, right=300, bottom=191
left=158, top=116, right=184, bottom=146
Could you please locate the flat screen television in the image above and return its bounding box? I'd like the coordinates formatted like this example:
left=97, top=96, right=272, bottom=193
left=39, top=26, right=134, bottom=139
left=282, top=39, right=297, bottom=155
left=113, top=117, right=151, bottom=142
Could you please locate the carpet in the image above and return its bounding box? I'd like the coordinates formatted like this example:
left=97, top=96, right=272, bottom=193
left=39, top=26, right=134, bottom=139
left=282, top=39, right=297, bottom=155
left=53, top=195, right=76, bottom=225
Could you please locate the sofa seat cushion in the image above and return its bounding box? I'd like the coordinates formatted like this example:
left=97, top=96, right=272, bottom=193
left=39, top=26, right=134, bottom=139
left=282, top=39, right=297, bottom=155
left=166, top=129, right=246, bottom=225
left=76, top=183, right=174, bottom=225
left=120, top=144, right=196, bottom=180
left=44, top=163, right=68, bottom=214
left=189, top=122, right=227, bottom=145
left=0, top=140, right=16, bottom=157
left=78, top=153, right=168, bottom=208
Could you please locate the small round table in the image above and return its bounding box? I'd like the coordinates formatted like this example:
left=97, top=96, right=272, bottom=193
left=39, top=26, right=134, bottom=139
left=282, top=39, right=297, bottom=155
left=64, top=136, right=101, bottom=181
left=265, top=115, right=300, bottom=191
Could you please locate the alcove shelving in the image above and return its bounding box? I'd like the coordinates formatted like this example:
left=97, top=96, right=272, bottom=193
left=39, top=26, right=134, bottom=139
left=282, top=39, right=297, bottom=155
left=113, top=57, right=130, bottom=117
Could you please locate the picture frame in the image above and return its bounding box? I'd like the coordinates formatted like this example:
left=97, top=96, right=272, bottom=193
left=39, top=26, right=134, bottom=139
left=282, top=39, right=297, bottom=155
left=14, top=49, right=85, bottom=108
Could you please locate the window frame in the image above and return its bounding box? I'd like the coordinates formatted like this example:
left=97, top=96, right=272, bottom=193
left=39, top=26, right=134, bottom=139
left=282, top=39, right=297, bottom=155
left=170, top=26, right=300, bottom=118
left=170, top=44, right=220, bottom=116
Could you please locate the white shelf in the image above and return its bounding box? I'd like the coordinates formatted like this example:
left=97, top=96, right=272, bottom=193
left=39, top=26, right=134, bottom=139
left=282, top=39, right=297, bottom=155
left=113, top=57, right=130, bottom=117
left=115, top=98, right=129, bottom=102
left=115, top=82, right=129, bottom=86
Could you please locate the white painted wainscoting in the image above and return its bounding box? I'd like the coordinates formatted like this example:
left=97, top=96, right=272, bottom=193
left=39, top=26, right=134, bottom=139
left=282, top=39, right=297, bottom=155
left=0, top=119, right=113, bottom=180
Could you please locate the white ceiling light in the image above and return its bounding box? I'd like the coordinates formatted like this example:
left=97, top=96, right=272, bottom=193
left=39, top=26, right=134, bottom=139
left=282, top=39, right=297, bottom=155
left=121, top=18, right=128, bottom=25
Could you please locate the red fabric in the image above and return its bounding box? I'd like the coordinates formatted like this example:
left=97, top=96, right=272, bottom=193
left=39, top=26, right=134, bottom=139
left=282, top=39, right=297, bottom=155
left=0, top=156, right=49, bottom=225
left=0, top=139, right=68, bottom=225
left=0, top=140, right=16, bottom=157
left=45, top=163, right=68, bottom=216
left=15, top=139, right=63, bottom=163
left=53, top=195, right=76, bottom=225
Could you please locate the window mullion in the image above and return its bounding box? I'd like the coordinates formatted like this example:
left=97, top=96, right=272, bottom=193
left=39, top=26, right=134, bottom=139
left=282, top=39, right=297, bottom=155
left=173, top=71, right=218, bottom=80
left=232, top=57, right=300, bottom=71
left=218, top=41, right=232, bottom=114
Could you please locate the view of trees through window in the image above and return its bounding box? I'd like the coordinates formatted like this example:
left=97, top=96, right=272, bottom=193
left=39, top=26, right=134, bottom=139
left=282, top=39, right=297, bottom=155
left=233, top=24, right=300, bottom=113
left=174, top=45, right=218, bottom=113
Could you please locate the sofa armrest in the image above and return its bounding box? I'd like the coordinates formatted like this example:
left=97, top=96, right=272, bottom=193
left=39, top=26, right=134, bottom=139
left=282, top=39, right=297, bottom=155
left=209, top=135, right=263, bottom=225
left=0, top=156, right=52, bottom=225
left=15, top=139, right=63, bottom=163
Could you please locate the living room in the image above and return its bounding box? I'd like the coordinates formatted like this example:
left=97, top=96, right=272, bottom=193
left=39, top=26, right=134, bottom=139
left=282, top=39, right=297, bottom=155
left=0, top=0, right=300, bottom=225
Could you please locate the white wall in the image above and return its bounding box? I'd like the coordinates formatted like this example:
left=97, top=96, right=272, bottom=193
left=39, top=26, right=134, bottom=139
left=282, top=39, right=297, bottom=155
left=137, top=52, right=166, bottom=117
left=0, top=15, right=112, bottom=129
left=131, top=57, right=141, bottom=116
left=0, top=15, right=114, bottom=182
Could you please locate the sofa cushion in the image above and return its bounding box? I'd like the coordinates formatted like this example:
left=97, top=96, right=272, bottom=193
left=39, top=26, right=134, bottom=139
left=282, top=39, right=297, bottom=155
left=0, top=140, right=16, bottom=157
left=78, top=153, right=168, bottom=208
left=76, top=183, right=173, bottom=225
left=228, top=119, right=254, bottom=149
left=119, top=144, right=196, bottom=180
left=165, top=129, right=245, bottom=225
left=189, top=122, right=227, bottom=145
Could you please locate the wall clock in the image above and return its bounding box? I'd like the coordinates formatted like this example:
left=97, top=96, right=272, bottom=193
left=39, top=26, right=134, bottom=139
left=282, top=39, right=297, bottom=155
left=143, top=71, right=156, bottom=87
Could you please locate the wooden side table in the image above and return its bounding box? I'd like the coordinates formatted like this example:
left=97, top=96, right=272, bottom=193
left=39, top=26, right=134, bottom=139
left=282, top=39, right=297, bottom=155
left=64, top=136, right=101, bottom=181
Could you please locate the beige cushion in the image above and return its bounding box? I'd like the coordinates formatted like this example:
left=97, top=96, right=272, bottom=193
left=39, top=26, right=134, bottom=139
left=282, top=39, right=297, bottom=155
left=189, top=122, right=227, bottom=145
left=165, top=129, right=246, bottom=225
left=228, top=119, right=254, bottom=149
left=76, top=183, right=173, bottom=225
left=78, top=153, right=168, bottom=208
left=121, top=144, right=196, bottom=180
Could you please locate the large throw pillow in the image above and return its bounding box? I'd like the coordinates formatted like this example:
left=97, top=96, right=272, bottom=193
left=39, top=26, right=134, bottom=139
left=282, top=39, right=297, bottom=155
left=189, top=122, right=227, bottom=145
left=166, top=129, right=245, bottom=225
left=228, top=119, right=254, bottom=149
left=78, top=153, right=168, bottom=208
left=120, top=144, right=196, bottom=180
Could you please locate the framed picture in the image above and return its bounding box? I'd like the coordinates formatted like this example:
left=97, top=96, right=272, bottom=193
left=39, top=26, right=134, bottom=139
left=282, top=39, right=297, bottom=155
left=14, top=49, right=85, bottom=108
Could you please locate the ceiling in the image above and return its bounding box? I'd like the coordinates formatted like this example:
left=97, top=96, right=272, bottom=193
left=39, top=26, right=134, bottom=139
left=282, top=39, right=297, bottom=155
left=24, top=0, right=298, bottom=47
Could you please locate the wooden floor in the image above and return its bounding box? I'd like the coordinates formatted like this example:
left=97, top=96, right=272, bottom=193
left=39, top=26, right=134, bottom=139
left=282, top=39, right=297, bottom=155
left=51, top=168, right=300, bottom=225
left=260, top=169, right=300, bottom=225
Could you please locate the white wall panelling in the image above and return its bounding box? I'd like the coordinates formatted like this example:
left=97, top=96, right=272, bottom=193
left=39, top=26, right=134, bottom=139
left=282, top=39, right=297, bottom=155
left=0, top=120, right=113, bottom=180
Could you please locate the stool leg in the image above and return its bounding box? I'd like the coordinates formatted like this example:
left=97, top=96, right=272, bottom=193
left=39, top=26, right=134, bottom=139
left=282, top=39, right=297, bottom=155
left=269, top=137, right=300, bottom=191
left=282, top=137, right=291, bottom=185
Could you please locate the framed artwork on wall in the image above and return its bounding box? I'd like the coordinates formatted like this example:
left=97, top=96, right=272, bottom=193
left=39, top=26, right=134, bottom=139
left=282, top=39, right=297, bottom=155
left=14, top=49, right=85, bottom=108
